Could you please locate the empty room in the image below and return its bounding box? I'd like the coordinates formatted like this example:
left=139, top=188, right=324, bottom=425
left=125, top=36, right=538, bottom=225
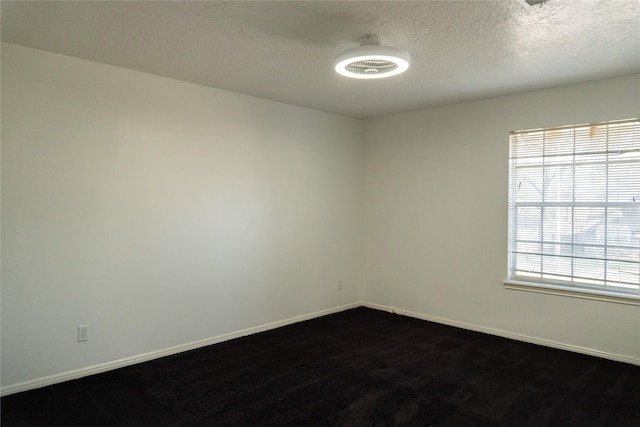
left=1, top=1, right=639, bottom=426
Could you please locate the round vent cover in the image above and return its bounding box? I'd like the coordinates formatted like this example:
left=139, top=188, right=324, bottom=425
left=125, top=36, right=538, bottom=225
left=334, top=37, right=410, bottom=79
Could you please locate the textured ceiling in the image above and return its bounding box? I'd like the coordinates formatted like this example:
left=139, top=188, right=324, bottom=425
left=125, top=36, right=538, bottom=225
left=2, top=0, right=639, bottom=119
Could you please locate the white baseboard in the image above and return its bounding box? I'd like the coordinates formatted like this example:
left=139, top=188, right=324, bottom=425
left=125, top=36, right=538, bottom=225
left=360, top=301, right=640, bottom=366
left=4, top=300, right=637, bottom=396
left=1, top=302, right=360, bottom=397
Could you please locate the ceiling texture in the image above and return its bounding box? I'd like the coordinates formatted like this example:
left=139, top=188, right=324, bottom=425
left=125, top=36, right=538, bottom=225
left=2, top=0, right=639, bottom=119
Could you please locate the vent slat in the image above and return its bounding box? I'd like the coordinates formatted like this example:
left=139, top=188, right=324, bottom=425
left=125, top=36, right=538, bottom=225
left=345, top=60, right=398, bottom=75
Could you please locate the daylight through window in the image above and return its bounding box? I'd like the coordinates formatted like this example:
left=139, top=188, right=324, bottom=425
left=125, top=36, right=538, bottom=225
left=508, top=118, right=640, bottom=295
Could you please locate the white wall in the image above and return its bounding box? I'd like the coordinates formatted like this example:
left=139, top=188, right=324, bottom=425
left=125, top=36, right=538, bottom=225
left=363, top=74, right=640, bottom=362
left=2, top=42, right=639, bottom=392
left=1, top=44, right=364, bottom=387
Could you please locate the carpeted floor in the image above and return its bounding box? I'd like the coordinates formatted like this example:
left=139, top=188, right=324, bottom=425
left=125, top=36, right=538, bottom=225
left=2, top=307, right=640, bottom=426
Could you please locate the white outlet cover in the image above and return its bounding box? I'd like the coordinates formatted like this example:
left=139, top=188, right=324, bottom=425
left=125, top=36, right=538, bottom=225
left=78, top=325, right=88, bottom=342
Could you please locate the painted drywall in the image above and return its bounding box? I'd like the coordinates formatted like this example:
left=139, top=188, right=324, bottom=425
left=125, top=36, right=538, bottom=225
left=363, top=74, right=640, bottom=361
left=1, top=41, right=638, bottom=393
left=1, top=44, right=364, bottom=387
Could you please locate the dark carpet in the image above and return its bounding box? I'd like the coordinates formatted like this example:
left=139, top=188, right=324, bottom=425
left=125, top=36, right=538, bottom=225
left=2, top=307, right=639, bottom=426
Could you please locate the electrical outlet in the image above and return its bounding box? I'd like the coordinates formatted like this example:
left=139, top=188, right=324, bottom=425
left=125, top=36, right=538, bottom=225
left=338, top=280, right=343, bottom=290
left=78, top=325, right=88, bottom=342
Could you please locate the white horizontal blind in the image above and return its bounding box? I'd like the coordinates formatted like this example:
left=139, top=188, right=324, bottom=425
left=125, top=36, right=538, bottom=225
left=508, top=118, right=640, bottom=293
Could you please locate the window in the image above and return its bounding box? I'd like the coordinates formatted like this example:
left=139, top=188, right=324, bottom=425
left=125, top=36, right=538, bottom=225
left=507, top=118, right=640, bottom=301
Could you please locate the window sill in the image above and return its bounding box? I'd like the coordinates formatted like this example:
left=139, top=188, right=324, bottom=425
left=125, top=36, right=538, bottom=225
left=503, top=279, right=640, bottom=306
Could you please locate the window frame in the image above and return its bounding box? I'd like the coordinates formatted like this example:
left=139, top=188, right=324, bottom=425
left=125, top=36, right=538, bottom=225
left=505, top=118, right=640, bottom=306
